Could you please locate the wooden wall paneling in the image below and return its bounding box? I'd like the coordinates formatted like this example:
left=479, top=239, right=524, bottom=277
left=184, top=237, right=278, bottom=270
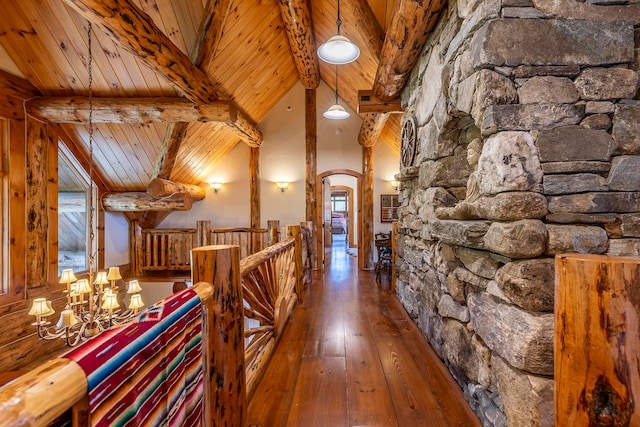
left=26, top=116, right=49, bottom=289
left=0, top=95, right=26, bottom=122
left=0, top=69, right=41, bottom=101
left=361, top=145, right=374, bottom=270
left=7, top=119, right=26, bottom=304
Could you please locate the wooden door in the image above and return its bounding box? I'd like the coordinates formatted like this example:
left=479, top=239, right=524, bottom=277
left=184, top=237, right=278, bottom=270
left=322, top=178, right=332, bottom=270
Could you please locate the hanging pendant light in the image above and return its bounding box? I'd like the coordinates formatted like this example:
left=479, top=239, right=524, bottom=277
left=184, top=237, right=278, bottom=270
left=324, top=65, right=350, bottom=120
left=318, top=0, right=360, bottom=64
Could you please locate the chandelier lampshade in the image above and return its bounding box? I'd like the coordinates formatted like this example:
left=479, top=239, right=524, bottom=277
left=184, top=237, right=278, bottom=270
left=318, top=0, right=359, bottom=65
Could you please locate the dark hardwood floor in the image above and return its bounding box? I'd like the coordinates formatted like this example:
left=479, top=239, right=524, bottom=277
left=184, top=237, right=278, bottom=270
left=248, top=234, right=481, bottom=427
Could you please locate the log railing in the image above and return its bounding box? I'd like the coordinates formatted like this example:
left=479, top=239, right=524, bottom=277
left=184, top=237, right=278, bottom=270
left=131, top=219, right=281, bottom=275
left=0, top=227, right=304, bottom=427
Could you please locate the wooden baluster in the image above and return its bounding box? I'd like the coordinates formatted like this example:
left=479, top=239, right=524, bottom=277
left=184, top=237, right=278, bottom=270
left=287, top=225, right=304, bottom=302
left=191, top=245, right=246, bottom=427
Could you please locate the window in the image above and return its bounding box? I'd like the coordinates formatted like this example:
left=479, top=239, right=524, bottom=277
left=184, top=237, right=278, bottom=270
left=58, top=142, right=94, bottom=275
left=380, top=194, right=399, bottom=222
left=331, top=192, right=347, bottom=212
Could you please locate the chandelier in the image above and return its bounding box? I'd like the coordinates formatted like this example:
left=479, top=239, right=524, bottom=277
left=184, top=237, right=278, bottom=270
left=317, top=0, right=360, bottom=64
left=27, top=23, right=144, bottom=347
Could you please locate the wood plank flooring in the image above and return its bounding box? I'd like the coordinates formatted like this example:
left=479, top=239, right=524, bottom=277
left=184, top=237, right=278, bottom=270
left=248, top=235, right=481, bottom=427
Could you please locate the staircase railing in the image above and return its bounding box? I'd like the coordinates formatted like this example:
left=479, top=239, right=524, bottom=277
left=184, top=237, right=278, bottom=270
left=0, top=226, right=304, bottom=427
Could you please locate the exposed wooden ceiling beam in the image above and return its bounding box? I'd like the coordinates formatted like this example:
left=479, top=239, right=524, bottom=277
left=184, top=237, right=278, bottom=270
left=26, top=97, right=236, bottom=124
left=374, top=0, right=447, bottom=101
left=102, top=192, right=193, bottom=212
left=278, top=0, right=320, bottom=89
left=358, top=113, right=390, bottom=147
left=0, top=69, right=41, bottom=100
left=62, top=0, right=263, bottom=147
left=357, top=90, right=403, bottom=114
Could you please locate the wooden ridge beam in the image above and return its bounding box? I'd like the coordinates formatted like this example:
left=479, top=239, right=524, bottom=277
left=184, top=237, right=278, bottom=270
left=277, top=0, right=320, bottom=89
left=374, top=0, right=447, bottom=101
left=348, top=0, right=385, bottom=58
left=102, top=192, right=193, bottom=212
left=358, top=112, right=390, bottom=147
left=357, top=90, right=403, bottom=114
left=63, top=0, right=263, bottom=146
left=26, top=97, right=236, bottom=124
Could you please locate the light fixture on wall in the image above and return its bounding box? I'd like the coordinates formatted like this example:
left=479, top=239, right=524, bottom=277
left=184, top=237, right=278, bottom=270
left=390, top=180, right=400, bottom=191
left=27, top=22, right=144, bottom=347
left=323, top=65, right=350, bottom=120
left=209, top=182, right=223, bottom=193
left=317, top=0, right=360, bottom=64
left=276, top=182, right=290, bottom=192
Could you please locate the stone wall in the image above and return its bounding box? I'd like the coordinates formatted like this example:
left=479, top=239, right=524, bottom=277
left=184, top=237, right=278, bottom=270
left=396, top=1, right=640, bottom=426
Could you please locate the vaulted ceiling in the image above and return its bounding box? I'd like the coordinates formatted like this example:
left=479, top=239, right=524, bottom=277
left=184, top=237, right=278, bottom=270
left=0, top=0, right=420, bottom=192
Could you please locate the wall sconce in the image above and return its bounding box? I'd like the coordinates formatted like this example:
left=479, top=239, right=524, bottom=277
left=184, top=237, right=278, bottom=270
left=209, top=182, right=223, bottom=193
left=390, top=180, right=400, bottom=191
left=276, top=182, right=289, bottom=192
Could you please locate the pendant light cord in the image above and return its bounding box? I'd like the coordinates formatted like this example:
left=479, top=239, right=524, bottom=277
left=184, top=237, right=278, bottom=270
left=336, top=0, right=342, bottom=35
left=335, top=65, right=339, bottom=104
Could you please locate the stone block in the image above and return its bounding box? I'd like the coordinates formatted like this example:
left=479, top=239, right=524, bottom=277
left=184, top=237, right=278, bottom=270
left=477, top=132, right=543, bottom=195
left=446, top=272, right=467, bottom=303
left=471, top=70, right=518, bottom=126
left=468, top=291, right=554, bottom=375
left=453, top=265, right=491, bottom=289
left=426, top=219, right=490, bottom=249
left=493, top=356, right=554, bottom=427
left=545, top=213, right=619, bottom=224
left=580, top=114, right=611, bottom=131
left=547, top=192, right=640, bottom=213
left=495, top=258, right=555, bottom=313
left=620, top=214, right=640, bottom=237
left=535, top=126, right=613, bottom=162
left=438, top=294, right=470, bottom=322
left=608, top=156, right=640, bottom=191
left=475, top=192, right=548, bottom=220
left=574, top=67, right=639, bottom=100
left=482, top=104, right=584, bottom=136
left=441, top=319, right=489, bottom=386
left=502, top=7, right=545, bottom=18
left=608, top=238, right=640, bottom=256
left=512, top=65, right=581, bottom=79
left=541, top=161, right=610, bottom=174
left=545, top=224, right=608, bottom=255
left=503, top=0, right=534, bottom=5
left=419, top=155, right=472, bottom=189
left=456, top=246, right=505, bottom=279
left=612, top=104, right=640, bottom=155
left=517, top=76, right=579, bottom=104
left=471, top=19, right=634, bottom=68
left=543, top=173, right=608, bottom=195
left=418, top=187, right=459, bottom=221
left=417, top=119, right=458, bottom=162
left=484, top=219, right=547, bottom=258
left=585, top=101, right=615, bottom=114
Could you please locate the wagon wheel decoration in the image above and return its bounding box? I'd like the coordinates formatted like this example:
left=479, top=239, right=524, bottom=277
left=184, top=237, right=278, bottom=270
left=401, top=114, right=417, bottom=168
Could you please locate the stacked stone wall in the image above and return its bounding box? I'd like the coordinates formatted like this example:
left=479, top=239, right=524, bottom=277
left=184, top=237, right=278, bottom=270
left=396, top=1, right=640, bottom=425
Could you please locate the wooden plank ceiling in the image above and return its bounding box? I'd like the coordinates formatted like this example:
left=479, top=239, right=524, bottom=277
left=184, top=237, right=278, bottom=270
left=0, top=0, right=401, bottom=192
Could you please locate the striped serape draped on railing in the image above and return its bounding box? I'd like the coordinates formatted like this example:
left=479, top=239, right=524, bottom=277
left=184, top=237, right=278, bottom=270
left=65, top=289, right=204, bottom=427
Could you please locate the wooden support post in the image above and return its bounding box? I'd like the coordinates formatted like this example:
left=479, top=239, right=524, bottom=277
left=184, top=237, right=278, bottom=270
left=250, top=147, right=261, bottom=253
left=287, top=224, right=304, bottom=302
left=26, top=116, right=49, bottom=288
left=130, top=220, right=143, bottom=276
left=361, top=146, right=374, bottom=270
left=555, top=254, right=640, bottom=426
left=191, top=245, right=246, bottom=427
left=267, top=220, right=280, bottom=246
left=305, top=88, right=318, bottom=270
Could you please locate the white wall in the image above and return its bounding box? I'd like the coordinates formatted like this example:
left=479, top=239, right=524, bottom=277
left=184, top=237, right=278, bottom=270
left=104, top=211, right=130, bottom=267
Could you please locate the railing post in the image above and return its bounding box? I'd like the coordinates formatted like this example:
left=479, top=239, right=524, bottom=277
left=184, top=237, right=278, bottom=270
left=555, top=254, right=640, bottom=426
left=287, top=225, right=304, bottom=302
left=191, top=245, right=246, bottom=427
left=196, top=220, right=211, bottom=247
left=267, top=220, right=280, bottom=246
left=300, top=221, right=313, bottom=285
left=130, top=220, right=143, bottom=276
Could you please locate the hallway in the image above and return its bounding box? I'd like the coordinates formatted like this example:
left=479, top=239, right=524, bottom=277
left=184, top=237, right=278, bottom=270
left=247, top=235, right=481, bottom=426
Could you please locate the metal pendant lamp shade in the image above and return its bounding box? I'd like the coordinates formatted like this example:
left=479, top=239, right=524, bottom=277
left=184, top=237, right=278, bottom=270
left=317, top=0, right=359, bottom=65
left=324, top=65, right=350, bottom=120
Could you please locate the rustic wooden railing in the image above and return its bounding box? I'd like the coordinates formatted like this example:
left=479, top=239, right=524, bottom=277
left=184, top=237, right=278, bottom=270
left=0, top=227, right=304, bottom=427
left=131, top=219, right=281, bottom=275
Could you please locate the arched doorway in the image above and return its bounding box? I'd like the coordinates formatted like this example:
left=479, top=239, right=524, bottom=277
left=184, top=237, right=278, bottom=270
left=316, top=169, right=364, bottom=270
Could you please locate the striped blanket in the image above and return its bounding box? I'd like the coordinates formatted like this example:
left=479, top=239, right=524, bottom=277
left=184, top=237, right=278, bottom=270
left=66, top=289, right=204, bottom=427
